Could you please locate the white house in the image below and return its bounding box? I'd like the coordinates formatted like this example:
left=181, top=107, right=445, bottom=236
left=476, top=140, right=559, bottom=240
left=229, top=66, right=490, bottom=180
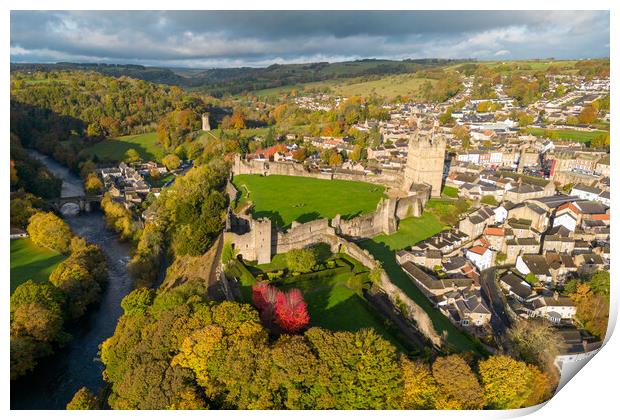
left=493, top=206, right=508, bottom=224
left=531, top=295, right=576, bottom=324
left=596, top=191, right=610, bottom=207
left=465, top=245, right=493, bottom=270
left=553, top=212, right=578, bottom=232
left=570, top=184, right=602, bottom=201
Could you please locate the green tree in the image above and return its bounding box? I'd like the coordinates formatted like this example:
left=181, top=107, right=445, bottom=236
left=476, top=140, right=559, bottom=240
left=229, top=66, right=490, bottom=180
left=27, top=211, right=72, bottom=254
left=124, top=148, right=141, bottom=163
left=121, top=288, right=156, bottom=316
left=286, top=248, right=317, bottom=273
left=67, top=387, right=98, bottom=409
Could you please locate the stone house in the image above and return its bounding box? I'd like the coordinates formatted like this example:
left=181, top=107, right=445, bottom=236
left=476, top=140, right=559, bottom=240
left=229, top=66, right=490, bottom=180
left=530, top=294, right=576, bottom=324
left=507, top=202, right=549, bottom=233
left=459, top=206, right=496, bottom=239
left=437, top=287, right=492, bottom=327
left=400, top=261, right=473, bottom=299
left=516, top=254, right=552, bottom=283
left=503, top=238, right=541, bottom=265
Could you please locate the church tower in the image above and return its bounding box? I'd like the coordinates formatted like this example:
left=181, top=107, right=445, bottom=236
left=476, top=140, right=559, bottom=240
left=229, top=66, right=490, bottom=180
left=403, top=119, right=446, bottom=197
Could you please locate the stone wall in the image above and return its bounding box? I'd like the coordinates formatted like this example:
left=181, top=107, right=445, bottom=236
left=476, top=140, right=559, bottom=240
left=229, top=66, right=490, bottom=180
left=233, top=154, right=403, bottom=188
left=225, top=179, right=238, bottom=204
left=275, top=219, right=336, bottom=254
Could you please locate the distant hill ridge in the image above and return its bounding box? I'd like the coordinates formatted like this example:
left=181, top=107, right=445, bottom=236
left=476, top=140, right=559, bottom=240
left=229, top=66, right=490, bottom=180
left=11, top=58, right=468, bottom=96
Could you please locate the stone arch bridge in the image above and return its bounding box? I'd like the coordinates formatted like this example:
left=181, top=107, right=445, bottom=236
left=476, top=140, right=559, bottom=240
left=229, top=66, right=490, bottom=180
left=48, top=195, right=103, bottom=214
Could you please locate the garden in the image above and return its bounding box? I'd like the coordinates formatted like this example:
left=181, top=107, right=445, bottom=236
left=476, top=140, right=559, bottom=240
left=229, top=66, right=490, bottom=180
left=223, top=243, right=407, bottom=350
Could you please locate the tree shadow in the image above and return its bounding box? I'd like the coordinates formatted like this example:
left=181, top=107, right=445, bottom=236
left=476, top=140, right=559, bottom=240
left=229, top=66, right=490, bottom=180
left=253, top=209, right=285, bottom=229
left=340, top=210, right=362, bottom=220
left=296, top=211, right=321, bottom=224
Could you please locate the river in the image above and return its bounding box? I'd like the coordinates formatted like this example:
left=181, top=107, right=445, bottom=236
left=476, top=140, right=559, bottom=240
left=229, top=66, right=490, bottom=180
left=11, top=151, right=134, bottom=409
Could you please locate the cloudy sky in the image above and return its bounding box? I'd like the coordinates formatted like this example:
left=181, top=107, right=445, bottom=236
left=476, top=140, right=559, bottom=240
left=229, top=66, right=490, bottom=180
left=10, top=10, right=610, bottom=68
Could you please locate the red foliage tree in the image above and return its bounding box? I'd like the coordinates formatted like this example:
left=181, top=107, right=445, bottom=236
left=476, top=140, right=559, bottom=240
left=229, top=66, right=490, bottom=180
left=252, top=282, right=280, bottom=326
left=252, top=283, right=310, bottom=333
left=274, top=288, right=310, bottom=334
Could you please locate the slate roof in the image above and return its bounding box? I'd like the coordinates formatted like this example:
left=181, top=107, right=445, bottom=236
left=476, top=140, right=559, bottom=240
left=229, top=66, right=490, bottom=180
left=521, top=255, right=551, bottom=276
left=500, top=273, right=536, bottom=300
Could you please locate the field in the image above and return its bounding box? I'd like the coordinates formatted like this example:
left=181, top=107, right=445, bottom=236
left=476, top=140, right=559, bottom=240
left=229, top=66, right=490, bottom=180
left=232, top=174, right=385, bottom=228
left=226, top=251, right=407, bottom=351
left=82, top=132, right=165, bottom=162
left=10, top=238, right=66, bottom=293
left=250, top=74, right=437, bottom=100
left=525, top=127, right=607, bottom=144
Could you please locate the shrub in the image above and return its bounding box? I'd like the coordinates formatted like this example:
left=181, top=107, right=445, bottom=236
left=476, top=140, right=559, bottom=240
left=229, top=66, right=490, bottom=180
left=286, top=248, right=317, bottom=273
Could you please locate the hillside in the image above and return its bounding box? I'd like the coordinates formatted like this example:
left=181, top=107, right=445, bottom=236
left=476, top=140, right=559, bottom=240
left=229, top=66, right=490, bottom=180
left=11, top=58, right=465, bottom=97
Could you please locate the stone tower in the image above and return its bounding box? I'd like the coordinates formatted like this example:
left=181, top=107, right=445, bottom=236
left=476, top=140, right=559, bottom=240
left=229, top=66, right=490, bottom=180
left=201, top=113, right=211, bottom=131
left=403, top=120, right=446, bottom=197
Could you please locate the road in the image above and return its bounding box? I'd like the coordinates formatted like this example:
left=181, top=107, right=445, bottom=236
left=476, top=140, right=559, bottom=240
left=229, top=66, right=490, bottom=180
left=479, top=268, right=512, bottom=337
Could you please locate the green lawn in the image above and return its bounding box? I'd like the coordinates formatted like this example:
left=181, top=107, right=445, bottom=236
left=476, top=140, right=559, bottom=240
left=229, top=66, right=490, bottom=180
left=525, top=127, right=607, bottom=144
left=358, top=238, right=483, bottom=355
left=233, top=174, right=385, bottom=228
left=355, top=199, right=483, bottom=354
left=371, top=212, right=446, bottom=251
left=226, top=253, right=407, bottom=351
left=441, top=186, right=459, bottom=198
left=82, top=132, right=165, bottom=163
left=10, top=238, right=66, bottom=293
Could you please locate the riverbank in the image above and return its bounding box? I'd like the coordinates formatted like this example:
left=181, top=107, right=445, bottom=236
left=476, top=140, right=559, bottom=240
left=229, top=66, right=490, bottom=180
left=11, top=152, right=136, bottom=409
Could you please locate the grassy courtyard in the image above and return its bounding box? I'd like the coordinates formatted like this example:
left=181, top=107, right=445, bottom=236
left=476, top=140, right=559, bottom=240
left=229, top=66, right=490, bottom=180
left=10, top=238, right=66, bottom=293
left=225, top=251, right=407, bottom=351
left=232, top=174, right=385, bottom=228
left=82, top=132, right=165, bottom=163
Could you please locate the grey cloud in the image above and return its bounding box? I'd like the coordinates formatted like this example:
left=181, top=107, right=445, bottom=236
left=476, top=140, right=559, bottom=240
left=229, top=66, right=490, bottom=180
left=10, top=10, right=610, bottom=67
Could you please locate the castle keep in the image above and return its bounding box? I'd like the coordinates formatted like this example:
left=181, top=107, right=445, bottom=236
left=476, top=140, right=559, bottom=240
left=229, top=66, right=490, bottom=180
left=403, top=121, right=447, bottom=197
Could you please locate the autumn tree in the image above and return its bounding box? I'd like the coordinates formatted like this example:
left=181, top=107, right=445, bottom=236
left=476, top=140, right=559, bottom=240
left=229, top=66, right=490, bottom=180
left=162, top=154, right=181, bottom=171
left=101, top=194, right=140, bottom=241
left=570, top=281, right=609, bottom=339
left=431, top=355, right=485, bottom=409
left=292, top=148, right=307, bottom=163
left=124, top=148, right=141, bottom=163
left=274, top=288, right=310, bottom=334
left=27, top=211, right=72, bottom=254
left=10, top=280, right=67, bottom=379
left=230, top=111, right=246, bottom=130
left=67, top=387, right=99, bottom=409
left=84, top=173, right=103, bottom=194
left=328, top=152, right=343, bottom=167
left=401, top=357, right=439, bottom=409
left=578, top=104, right=598, bottom=124
left=478, top=355, right=551, bottom=409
